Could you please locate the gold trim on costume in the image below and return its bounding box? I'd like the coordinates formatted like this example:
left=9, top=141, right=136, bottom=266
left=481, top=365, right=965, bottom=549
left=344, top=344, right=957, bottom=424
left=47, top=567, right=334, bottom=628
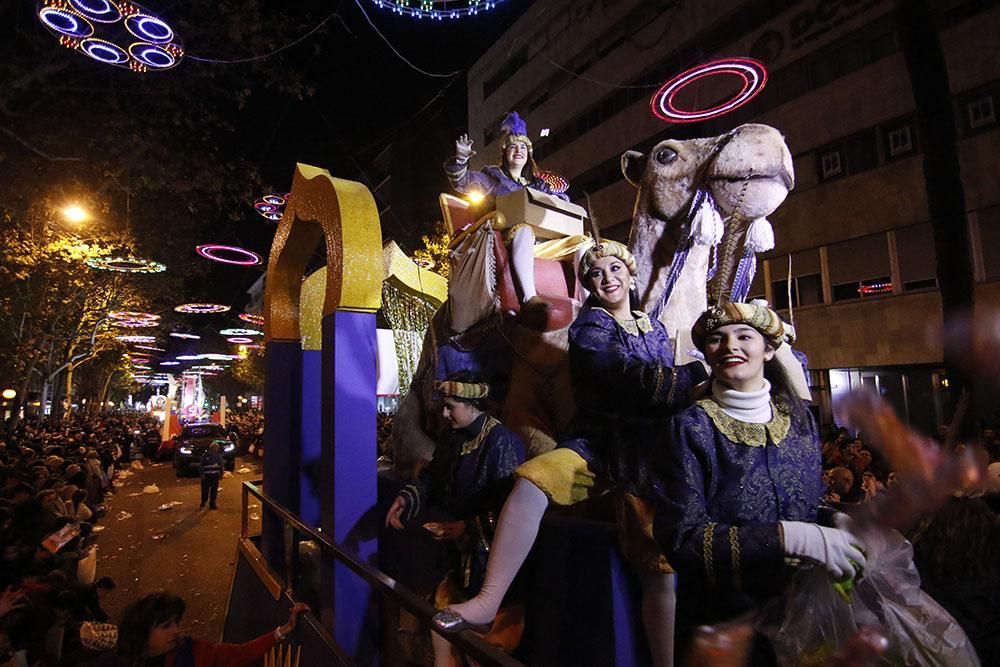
left=729, top=526, right=742, bottom=592
left=696, top=398, right=791, bottom=447
left=703, top=522, right=717, bottom=589
left=461, top=416, right=500, bottom=456
left=593, top=307, right=653, bottom=337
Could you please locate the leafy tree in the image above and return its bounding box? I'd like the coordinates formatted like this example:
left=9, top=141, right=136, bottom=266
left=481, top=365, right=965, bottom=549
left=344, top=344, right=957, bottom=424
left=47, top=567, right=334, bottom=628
left=412, top=220, right=451, bottom=279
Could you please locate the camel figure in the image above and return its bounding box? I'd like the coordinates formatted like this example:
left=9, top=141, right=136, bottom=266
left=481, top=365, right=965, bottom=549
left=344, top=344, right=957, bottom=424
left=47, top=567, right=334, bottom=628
left=393, top=123, right=796, bottom=473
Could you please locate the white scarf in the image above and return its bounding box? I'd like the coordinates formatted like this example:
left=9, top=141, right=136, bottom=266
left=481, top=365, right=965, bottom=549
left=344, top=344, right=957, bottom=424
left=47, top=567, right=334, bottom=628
left=712, top=379, right=772, bottom=423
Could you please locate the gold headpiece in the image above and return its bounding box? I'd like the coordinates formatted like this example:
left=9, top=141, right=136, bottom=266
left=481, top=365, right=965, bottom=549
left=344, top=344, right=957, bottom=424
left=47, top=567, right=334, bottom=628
left=436, top=380, right=490, bottom=400
left=691, top=301, right=786, bottom=351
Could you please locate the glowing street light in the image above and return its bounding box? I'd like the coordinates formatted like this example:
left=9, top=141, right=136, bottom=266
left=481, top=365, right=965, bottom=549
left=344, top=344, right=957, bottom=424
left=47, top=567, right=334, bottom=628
left=1, top=389, right=16, bottom=400
left=61, top=205, right=90, bottom=224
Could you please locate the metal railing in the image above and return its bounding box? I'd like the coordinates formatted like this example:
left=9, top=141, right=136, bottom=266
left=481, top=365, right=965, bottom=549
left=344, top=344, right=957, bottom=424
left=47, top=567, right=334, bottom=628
left=239, top=480, right=523, bottom=667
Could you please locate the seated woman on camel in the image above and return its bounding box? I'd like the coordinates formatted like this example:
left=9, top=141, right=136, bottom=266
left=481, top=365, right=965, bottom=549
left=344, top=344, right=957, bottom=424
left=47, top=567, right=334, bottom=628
left=445, top=112, right=591, bottom=326
left=432, top=239, right=707, bottom=667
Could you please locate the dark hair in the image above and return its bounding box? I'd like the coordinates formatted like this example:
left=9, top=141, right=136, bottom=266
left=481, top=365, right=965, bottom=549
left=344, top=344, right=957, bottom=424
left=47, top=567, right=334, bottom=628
left=764, top=357, right=809, bottom=423
left=116, top=592, right=186, bottom=663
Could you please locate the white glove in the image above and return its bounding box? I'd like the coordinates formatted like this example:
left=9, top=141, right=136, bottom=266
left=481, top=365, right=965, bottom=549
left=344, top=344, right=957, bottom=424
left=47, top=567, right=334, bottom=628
left=780, top=521, right=867, bottom=579
left=455, top=133, right=476, bottom=162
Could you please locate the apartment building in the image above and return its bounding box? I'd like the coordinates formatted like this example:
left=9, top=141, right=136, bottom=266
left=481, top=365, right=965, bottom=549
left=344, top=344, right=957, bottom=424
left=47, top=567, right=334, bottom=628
left=462, top=0, right=1000, bottom=433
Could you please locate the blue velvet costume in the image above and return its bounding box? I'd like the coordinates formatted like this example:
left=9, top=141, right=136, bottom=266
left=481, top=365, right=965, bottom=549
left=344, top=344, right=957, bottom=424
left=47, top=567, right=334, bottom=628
left=400, top=413, right=525, bottom=596
left=559, top=302, right=708, bottom=500
left=444, top=159, right=569, bottom=208
left=653, top=395, right=825, bottom=625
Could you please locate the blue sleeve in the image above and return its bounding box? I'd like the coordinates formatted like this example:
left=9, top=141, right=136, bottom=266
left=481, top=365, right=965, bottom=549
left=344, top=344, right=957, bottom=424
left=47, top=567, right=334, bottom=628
left=444, top=159, right=500, bottom=196
left=570, top=317, right=706, bottom=413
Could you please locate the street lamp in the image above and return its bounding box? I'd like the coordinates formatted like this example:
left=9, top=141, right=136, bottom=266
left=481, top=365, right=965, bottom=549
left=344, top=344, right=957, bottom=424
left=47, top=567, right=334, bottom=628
left=1, top=389, right=15, bottom=400
left=61, top=204, right=91, bottom=225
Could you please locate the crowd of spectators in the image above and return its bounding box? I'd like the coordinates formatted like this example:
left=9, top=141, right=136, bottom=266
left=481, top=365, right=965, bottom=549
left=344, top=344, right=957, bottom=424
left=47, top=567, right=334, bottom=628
left=0, top=413, right=157, bottom=665
left=818, top=419, right=1000, bottom=665
left=225, top=411, right=263, bottom=459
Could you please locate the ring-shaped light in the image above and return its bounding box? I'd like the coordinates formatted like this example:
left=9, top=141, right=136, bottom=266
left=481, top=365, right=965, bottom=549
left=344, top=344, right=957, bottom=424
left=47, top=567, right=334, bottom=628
left=38, top=7, right=94, bottom=38
left=238, top=313, right=264, bottom=326
left=174, top=303, right=230, bottom=314
left=69, top=0, right=121, bottom=23
left=226, top=336, right=254, bottom=344
left=129, top=42, right=175, bottom=68
left=263, top=194, right=286, bottom=206
left=79, top=38, right=130, bottom=65
left=86, top=254, right=165, bottom=273
left=160, top=361, right=180, bottom=366
left=111, top=319, right=159, bottom=328
left=176, top=355, right=201, bottom=361
left=195, top=244, right=262, bottom=266
left=219, top=328, right=262, bottom=337
left=651, top=58, right=768, bottom=123
left=109, top=311, right=160, bottom=321
left=134, top=345, right=165, bottom=352
left=125, top=13, right=173, bottom=42
left=254, top=193, right=288, bottom=221
left=169, top=332, right=201, bottom=339
left=116, top=335, right=157, bottom=343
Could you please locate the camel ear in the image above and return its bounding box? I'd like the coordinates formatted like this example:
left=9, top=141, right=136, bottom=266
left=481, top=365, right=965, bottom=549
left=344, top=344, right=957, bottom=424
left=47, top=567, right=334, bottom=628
left=621, top=151, right=646, bottom=187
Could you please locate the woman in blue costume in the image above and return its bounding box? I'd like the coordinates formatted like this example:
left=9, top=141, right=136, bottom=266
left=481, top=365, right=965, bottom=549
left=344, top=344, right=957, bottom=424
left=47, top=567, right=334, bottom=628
left=653, top=301, right=866, bottom=662
left=435, top=240, right=707, bottom=667
left=445, top=112, right=589, bottom=318
left=385, top=372, right=526, bottom=666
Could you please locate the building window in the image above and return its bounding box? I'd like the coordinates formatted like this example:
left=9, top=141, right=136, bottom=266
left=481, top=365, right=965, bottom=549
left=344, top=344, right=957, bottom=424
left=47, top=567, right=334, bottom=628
left=895, top=223, right=937, bottom=291
left=828, top=234, right=891, bottom=302
left=771, top=274, right=823, bottom=310
left=819, top=150, right=843, bottom=179
left=967, top=96, right=996, bottom=129
left=887, top=125, right=913, bottom=157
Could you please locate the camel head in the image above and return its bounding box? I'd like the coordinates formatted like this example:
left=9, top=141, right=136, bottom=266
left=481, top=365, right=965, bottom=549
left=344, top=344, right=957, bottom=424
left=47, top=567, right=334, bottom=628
left=623, top=123, right=794, bottom=331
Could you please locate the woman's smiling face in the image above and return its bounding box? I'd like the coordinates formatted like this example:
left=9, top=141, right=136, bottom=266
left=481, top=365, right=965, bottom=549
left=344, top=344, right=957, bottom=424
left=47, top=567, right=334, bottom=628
left=704, top=324, right=774, bottom=391
left=584, top=255, right=633, bottom=313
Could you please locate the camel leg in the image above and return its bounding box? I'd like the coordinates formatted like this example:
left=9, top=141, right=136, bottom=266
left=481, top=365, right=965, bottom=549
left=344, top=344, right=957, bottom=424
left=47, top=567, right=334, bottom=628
left=445, top=478, right=548, bottom=625
left=510, top=226, right=537, bottom=303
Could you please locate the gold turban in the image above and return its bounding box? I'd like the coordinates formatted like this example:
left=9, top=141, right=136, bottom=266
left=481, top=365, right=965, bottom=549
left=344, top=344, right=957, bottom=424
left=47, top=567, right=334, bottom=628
left=691, top=301, right=786, bottom=351
left=436, top=380, right=490, bottom=400
left=577, top=239, right=638, bottom=283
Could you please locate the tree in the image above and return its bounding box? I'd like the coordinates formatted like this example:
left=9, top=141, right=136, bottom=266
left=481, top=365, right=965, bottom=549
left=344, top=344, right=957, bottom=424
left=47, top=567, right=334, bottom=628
left=411, top=220, right=451, bottom=278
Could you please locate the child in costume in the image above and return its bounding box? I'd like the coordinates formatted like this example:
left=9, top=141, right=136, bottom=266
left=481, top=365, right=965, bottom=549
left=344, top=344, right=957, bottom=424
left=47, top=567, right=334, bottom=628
left=385, top=373, right=526, bottom=666
left=433, top=240, right=707, bottom=667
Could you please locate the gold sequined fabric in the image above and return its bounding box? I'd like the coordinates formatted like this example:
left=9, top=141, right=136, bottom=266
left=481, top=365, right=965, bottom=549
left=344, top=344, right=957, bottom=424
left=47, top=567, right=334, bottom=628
left=592, top=307, right=653, bottom=337
left=461, top=416, right=500, bottom=456
left=696, top=397, right=791, bottom=447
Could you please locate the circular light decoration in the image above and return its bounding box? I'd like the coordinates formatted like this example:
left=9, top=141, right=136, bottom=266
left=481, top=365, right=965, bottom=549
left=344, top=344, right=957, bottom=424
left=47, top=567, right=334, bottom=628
left=36, top=0, right=183, bottom=72
left=227, top=336, right=254, bottom=344
left=195, top=244, right=262, bottom=267
left=651, top=58, right=768, bottom=123
left=109, top=311, right=159, bottom=321
left=175, top=354, right=201, bottom=361
left=174, top=303, right=230, bottom=314
left=160, top=361, right=180, bottom=366
left=219, top=328, right=262, bottom=337
left=86, top=254, right=166, bottom=273
left=366, top=0, right=507, bottom=20
left=169, top=332, right=201, bottom=339
left=38, top=7, right=94, bottom=38
left=70, top=0, right=122, bottom=22
left=239, top=312, right=264, bottom=327
left=116, top=335, right=156, bottom=343
left=133, top=344, right=165, bottom=352
left=111, top=318, right=159, bottom=328
left=254, top=193, right=288, bottom=221
left=201, top=353, right=240, bottom=361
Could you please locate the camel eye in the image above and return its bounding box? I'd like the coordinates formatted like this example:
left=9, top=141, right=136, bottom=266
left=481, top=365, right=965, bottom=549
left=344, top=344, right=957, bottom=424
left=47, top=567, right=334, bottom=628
left=655, top=147, right=678, bottom=165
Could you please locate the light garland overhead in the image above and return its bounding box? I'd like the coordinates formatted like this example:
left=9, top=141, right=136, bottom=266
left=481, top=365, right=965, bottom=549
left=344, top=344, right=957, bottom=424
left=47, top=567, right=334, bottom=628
left=116, top=334, right=156, bottom=343
left=219, top=328, right=262, bottom=337
left=195, top=244, right=262, bottom=266
left=226, top=336, right=254, bottom=344
left=109, top=311, right=159, bottom=321
left=37, top=0, right=184, bottom=72
left=254, top=193, right=288, bottom=221
left=366, top=0, right=506, bottom=20
left=169, top=332, right=201, bottom=339
left=87, top=254, right=166, bottom=273
left=133, top=344, right=165, bottom=352
left=651, top=58, right=768, bottom=123
left=159, top=361, right=180, bottom=366
left=111, top=318, right=159, bottom=328
left=174, top=303, right=230, bottom=314
left=238, top=312, right=264, bottom=326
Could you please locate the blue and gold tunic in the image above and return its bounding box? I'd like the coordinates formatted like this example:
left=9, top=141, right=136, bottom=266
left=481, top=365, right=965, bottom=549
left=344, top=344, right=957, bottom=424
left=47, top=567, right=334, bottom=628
left=653, top=395, right=824, bottom=624
left=559, top=302, right=707, bottom=500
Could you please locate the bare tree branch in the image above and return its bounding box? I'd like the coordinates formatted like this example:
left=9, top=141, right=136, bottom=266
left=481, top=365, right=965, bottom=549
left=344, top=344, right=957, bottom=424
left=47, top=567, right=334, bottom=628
left=0, top=126, right=83, bottom=162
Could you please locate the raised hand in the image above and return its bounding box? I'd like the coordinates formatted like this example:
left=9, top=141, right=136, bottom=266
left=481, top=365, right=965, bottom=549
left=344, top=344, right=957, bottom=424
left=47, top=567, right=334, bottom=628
left=455, top=134, right=476, bottom=161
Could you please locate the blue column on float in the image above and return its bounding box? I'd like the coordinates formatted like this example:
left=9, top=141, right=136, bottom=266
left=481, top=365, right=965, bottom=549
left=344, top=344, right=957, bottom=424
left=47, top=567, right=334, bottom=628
left=262, top=341, right=302, bottom=567
left=320, top=309, right=379, bottom=661
left=299, top=349, right=322, bottom=527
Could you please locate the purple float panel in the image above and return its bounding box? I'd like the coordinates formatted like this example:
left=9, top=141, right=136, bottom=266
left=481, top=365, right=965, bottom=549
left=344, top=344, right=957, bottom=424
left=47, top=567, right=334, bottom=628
left=263, top=341, right=302, bottom=567
left=320, top=310, right=379, bottom=662
left=299, top=350, right=322, bottom=527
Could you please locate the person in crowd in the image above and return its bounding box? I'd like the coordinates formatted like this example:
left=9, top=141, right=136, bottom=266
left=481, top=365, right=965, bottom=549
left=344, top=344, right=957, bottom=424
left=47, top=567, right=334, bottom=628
left=433, top=240, right=707, bottom=667
left=653, top=301, right=865, bottom=662
left=197, top=443, right=224, bottom=510
left=827, top=465, right=865, bottom=505
left=103, top=591, right=309, bottom=666
left=386, top=372, right=526, bottom=666
left=445, top=112, right=590, bottom=323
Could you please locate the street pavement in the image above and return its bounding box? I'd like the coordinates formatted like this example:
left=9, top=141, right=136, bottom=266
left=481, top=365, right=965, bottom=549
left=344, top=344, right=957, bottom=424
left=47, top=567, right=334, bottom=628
left=95, top=456, right=263, bottom=640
